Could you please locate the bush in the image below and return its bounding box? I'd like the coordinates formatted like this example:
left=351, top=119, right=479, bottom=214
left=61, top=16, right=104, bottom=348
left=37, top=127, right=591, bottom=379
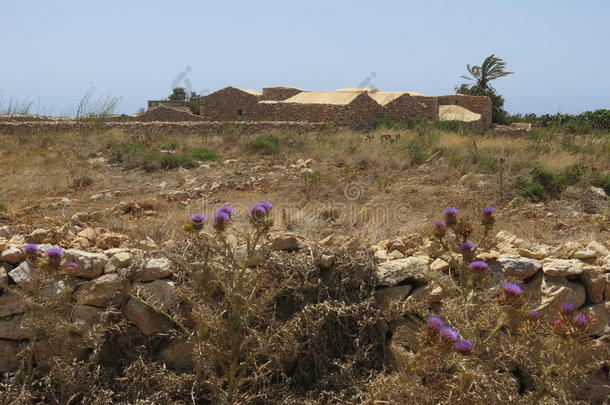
left=511, top=109, right=610, bottom=132
left=0, top=202, right=7, bottom=212
left=246, top=134, right=279, bottom=155
left=186, top=147, right=218, bottom=161
left=110, top=142, right=198, bottom=171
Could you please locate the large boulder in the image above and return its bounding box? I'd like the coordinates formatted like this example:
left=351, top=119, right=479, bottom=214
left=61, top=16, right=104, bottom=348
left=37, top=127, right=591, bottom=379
left=124, top=298, right=172, bottom=335
left=73, top=274, right=126, bottom=307
left=580, top=265, right=607, bottom=304
left=406, top=282, right=447, bottom=306
left=0, top=291, right=26, bottom=317
left=8, top=261, right=35, bottom=288
left=158, top=341, right=194, bottom=370
left=0, top=340, right=21, bottom=372
left=375, top=285, right=412, bottom=306
left=25, top=228, right=60, bottom=244
left=494, top=256, right=541, bottom=280
left=132, top=280, right=179, bottom=310
left=0, top=247, right=24, bottom=264
left=136, top=258, right=173, bottom=281
left=65, top=249, right=109, bottom=279
left=269, top=232, right=299, bottom=251
left=72, top=305, right=105, bottom=326
left=542, top=258, right=584, bottom=277
left=0, top=315, right=27, bottom=340
left=537, top=275, right=586, bottom=316
left=375, top=256, right=430, bottom=287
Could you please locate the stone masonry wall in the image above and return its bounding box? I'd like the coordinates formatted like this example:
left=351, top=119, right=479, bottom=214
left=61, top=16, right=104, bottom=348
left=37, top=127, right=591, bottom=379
left=383, top=94, right=438, bottom=123
left=261, top=87, right=304, bottom=101
left=199, top=87, right=261, bottom=121
left=437, top=95, right=492, bottom=128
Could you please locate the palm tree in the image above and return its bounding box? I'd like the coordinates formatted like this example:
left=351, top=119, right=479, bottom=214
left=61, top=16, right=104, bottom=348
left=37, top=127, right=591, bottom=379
left=461, top=54, right=513, bottom=90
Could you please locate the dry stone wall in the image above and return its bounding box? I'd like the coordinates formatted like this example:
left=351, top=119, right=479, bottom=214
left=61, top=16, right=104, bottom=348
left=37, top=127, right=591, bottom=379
left=437, top=95, right=492, bottom=128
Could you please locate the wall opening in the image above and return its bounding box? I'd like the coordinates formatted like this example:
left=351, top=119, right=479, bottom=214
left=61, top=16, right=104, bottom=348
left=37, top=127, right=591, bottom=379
left=237, top=109, right=243, bottom=116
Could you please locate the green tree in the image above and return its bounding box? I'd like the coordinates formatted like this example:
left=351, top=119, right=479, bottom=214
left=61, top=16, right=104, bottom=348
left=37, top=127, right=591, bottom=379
left=461, top=54, right=513, bottom=90
left=457, top=55, right=513, bottom=124
left=168, top=87, right=187, bottom=101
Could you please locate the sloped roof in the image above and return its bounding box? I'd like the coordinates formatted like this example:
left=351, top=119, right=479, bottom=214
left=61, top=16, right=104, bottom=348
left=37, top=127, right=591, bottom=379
left=235, top=87, right=262, bottom=96
left=282, top=91, right=363, bottom=105
left=335, top=87, right=375, bottom=92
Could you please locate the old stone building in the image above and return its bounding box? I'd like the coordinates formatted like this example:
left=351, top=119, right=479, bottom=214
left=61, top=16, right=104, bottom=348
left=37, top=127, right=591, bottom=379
left=198, top=86, right=492, bottom=128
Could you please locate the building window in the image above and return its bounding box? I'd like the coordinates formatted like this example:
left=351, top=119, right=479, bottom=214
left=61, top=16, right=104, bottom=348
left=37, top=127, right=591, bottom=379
left=237, top=109, right=243, bottom=116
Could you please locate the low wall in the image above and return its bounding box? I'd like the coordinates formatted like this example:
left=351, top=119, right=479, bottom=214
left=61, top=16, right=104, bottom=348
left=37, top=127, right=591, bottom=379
left=0, top=120, right=332, bottom=135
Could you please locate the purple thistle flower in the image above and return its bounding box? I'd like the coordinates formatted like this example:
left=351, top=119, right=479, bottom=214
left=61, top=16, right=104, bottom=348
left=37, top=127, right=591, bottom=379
left=213, top=209, right=231, bottom=232
left=527, top=310, right=540, bottom=320
left=189, top=214, right=207, bottom=230
left=572, top=315, right=588, bottom=329
left=443, top=207, right=459, bottom=216
left=249, top=201, right=273, bottom=222
left=439, top=326, right=460, bottom=342
left=22, top=243, right=39, bottom=256
left=453, top=339, right=474, bottom=355
left=426, top=315, right=445, bottom=331
left=217, top=205, right=234, bottom=218
left=459, top=241, right=475, bottom=252
left=45, top=247, right=65, bottom=259
left=560, top=303, right=576, bottom=316
left=434, top=220, right=446, bottom=237
left=468, top=261, right=489, bottom=272
left=481, top=206, right=496, bottom=214
left=502, top=283, right=523, bottom=299
left=443, top=207, right=459, bottom=225
left=481, top=205, right=496, bottom=226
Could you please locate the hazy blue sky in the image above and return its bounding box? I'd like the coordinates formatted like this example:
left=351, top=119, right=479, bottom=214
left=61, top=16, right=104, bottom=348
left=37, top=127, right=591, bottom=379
left=1, top=0, right=608, bottom=115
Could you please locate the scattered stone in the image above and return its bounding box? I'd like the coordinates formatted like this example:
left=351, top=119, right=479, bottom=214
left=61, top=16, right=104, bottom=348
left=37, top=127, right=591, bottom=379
left=0, top=340, right=21, bottom=372
left=124, top=298, right=172, bottom=335
left=495, top=256, right=541, bottom=280
left=319, top=234, right=360, bottom=252
left=235, top=244, right=264, bottom=267
left=0, top=292, right=26, bottom=317
left=136, top=258, right=173, bottom=281
left=585, top=303, right=609, bottom=336
left=96, top=232, right=127, bottom=249
left=158, top=341, right=194, bottom=370
left=373, top=250, right=388, bottom=263
left=573, top=249, right=597, bottom=260
left=375, top=285, right=412, bottom=306
left=133, top=280, right=178, bottom=310
left=8, top=261, right=35, bottom=288
left=588, top=241, right=609, bottom=257
left=387, top=250, right=405, bottom=260
left=65, top=249, right=109, bottom=279
left=0, top=267, right=9, bottom=289
left=542, top=258, right=584, bottom=276
left=0, top=315, right=27, bottom=340
left=0, top=226, right=15, bottom=239
left=406, top=282, right=446, bottom=306
left=74, top=274, right=126, bottom=307
left=269, top=232, right=298, bottom=251
left=72, top=305, right=105, bottom=325
left=0, top=247, right=24, bottom=264
left=25, top=228, right=59, bottom=244
left=430, top=258, right=450, bottom=272
left=104, top=252, right=133, bottom=274
left=376, top=256, right=430, bottom=287
left=317, top=253, right=335, bottom=269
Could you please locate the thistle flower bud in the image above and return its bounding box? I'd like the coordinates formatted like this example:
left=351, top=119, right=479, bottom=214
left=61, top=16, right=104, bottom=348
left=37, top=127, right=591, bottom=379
left=45, top=247, right=65, bottom=265
left=443, top=207, right=459, bottom=226
left=468, top=261, right=489, bottom=273
left=439, top=326, right=460, bottom=342
left=426, top=315, right=445, bottom=332
left=560, top=303, right=576, bottom=316
left=188, top=214, right=207, bottom=230
left=481, top=205, right=496, bottom=226
left=22, top=243, right=39, bottom=257
left=213, top=209, right=231, bottom=232
left=453, top=339, right=474, bottom=355
left=434, top=220, right=446, bottom=238
left=502, top=283, right=523, bottom=300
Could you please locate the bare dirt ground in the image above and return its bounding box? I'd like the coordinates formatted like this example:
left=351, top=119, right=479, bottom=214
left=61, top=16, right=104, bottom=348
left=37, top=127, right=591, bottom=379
left=1, top=127, right=608, bottom=248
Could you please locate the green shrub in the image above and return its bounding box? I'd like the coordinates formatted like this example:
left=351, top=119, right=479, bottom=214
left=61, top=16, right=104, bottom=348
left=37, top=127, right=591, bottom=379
left=433, top=120, right=466, bottom=132
left=473, top=154, right=499, bottom=173
left=0, top=203, right=7, bottom=213
left=161, top=140, right=180, bottom=151
left=374, top=117, right=409, bottom=130
left=246, top=135, right=279, bottom=155
left=110, top=143, right=196, bottom=171
left=186, top=147, right=218, bottom=161
left=516, top=176, right=547, bottom=201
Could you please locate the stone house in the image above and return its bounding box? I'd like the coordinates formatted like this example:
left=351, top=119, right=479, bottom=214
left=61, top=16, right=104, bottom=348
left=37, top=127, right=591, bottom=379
left=198, top=86, right=492, bottom=128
